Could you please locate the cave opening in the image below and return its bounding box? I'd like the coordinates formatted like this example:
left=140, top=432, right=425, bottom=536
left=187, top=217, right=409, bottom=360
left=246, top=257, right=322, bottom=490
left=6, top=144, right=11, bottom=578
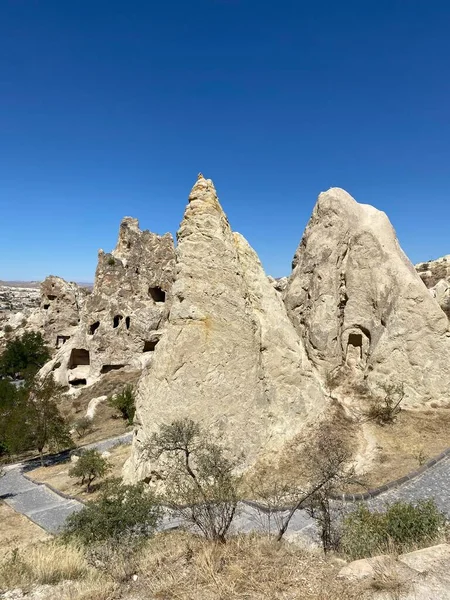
left=148, top=287, right=165, bottom=303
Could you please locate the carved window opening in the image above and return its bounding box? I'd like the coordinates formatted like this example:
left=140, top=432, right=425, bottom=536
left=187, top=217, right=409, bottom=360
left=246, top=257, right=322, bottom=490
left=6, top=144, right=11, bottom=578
left=43, top=304, right=50, bottom=310
left=68, top=348, right=90, bottom=369
left=148, top=287, right=165, bottom=303
left=100, top=364, right=125, bottom=374
left=143, top=339, right=159, bottom=352
left=70, top=378, right=87, bottom=387
left=113, top=315, right=123, bottom=328
left=347, top=333, right=363, bottom=359
left=125, top=316, right=130, bottom=330
left=56, top=335, right=70, bottom=349
left=47, top=294, right=57, bottom=301
left=89, top=321, right=100, bottom=335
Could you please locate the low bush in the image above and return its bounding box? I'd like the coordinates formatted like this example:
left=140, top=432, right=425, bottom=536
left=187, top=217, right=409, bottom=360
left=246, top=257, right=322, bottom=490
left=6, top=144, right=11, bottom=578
left=341, top=499, right=446, bottom=559
left=366, top=382, right=405, bottom=425
left=63, top=479, right=161, bottom=545
left=108, top=384, right=135, bottom=425
left=73, top=417, right=94, bottom=439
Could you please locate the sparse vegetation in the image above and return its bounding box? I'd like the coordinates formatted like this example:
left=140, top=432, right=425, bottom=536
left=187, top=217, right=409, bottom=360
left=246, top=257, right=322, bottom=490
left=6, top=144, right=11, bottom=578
left=3, top=324, right=13, bottom=334
left=108, top=384, right=135, bottom=425
left=63, top=478, right=161, bottom=544
left=146, top=418, right=242, bottom=543
left=366, top=382, right=405, bottom=425
left=273, top=423, right=361, bottom=550
left=341, top=499, right=446, bottom=560
left=69, top=449, right=110, bottom=493
left=73, top=416, right=94, bottom=439
left=107, top=256, right=115, bottom=266
left=0, top=541, right=93, bottom=591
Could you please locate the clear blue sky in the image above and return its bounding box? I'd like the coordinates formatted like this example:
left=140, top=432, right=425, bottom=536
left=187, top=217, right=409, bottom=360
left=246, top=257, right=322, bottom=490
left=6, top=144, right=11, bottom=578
left=1, top=0, right=450, bottom=282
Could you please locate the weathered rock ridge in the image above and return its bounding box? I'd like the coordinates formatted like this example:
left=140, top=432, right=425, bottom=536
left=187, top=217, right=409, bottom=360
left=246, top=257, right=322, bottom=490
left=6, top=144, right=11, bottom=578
left=284, top=187, right=450, bottom=406
left=40, top=218, right=176, bottom=388
left=125, top=175, right=325, bottom=480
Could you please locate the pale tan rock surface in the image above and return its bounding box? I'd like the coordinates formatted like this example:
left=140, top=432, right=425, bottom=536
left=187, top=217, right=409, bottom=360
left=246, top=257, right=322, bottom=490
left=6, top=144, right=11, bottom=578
left=40, top=217, right=176, bottom=388
left=284, top=187, right=450, bottom=406
left=416, top=255, right=450, bottom=319
left=125, top=176, right=325, bottom=481
left=339, top=544, right=450, bottom=599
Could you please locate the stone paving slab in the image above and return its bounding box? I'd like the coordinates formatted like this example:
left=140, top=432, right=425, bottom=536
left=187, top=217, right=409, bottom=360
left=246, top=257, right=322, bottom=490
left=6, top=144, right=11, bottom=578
left=368, top=456, right=450, bottom=517
left=0, top=469, right=38, bottom=496
left=29, top=501, right=84, bottom=534
left=7, top=485, right=66, bottom=515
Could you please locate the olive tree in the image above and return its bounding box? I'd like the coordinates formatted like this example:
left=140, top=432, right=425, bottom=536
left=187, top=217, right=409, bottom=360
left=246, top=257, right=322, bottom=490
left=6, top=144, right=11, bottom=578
left=145, top=418, right=242, bottom=543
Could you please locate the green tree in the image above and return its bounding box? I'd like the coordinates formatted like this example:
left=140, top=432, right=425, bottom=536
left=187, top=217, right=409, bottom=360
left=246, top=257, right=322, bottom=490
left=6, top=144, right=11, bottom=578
left=63, top=478, right=161, bottom=544
left=0, top=379, right=32, bottom=456
left=0, top=331, right=50, bottom=379
left=146, top=418, right=242, bottom=543
left=108, top=385, right=135, bottom=425
left=27, top=375, right=73, bottom=464
left=69, top=449, right=110, bottom=493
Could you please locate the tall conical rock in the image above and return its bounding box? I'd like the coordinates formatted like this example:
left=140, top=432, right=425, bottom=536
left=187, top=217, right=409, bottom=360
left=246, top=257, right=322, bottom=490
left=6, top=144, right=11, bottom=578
left=284, top=187, right=450, bottom=406
left=125, top=176, right=325, bottom=481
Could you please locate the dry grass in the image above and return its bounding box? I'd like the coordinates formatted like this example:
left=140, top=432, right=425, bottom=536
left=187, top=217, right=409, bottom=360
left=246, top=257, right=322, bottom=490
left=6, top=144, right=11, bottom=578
left=360, top=408, right=450, bottom=490
left=133, top=531, right=364, bottom=600
left=0, top=540, right=90, bottom=589
left=28, top=441, right=131, bottom=500
left=0, top=501, right=50, bottom=560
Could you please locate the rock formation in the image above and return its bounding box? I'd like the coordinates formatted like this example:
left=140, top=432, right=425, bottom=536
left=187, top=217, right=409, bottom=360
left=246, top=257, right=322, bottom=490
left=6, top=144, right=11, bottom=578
left=40, top=217, right=176, bottom=388
left=416, top=255, right=450, bottom=319
left=125, top=175, right=325, bottom=481
left=284, top=187, right=450, bottom=407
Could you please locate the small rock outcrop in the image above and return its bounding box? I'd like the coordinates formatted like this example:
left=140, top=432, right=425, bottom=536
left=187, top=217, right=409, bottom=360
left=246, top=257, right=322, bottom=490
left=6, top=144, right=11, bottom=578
left=284, top=187, right=450, bottom=406
left=338, top=543, right=450, bottom=599
left=416, top=255, right=450, bottom=319
left=40, top=218, right=176, bottom=388
left=125, top=176, right=325, bottom=481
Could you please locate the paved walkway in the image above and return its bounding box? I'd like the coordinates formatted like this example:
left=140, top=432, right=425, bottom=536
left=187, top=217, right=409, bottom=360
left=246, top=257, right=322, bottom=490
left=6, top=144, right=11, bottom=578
left=1, top=433, right=449, bottom=538
left=0, top=433, right=132, bottom=534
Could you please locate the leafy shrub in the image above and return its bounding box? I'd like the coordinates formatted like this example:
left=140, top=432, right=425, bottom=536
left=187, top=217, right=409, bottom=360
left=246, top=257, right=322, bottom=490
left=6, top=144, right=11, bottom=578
left=3, top=324, right=13, bottom=334
left=107, top=256, right=115, bottom=266
left=366, top=382, right=405, bottom=425
left=341, top=500, right=446, bottom=559
left=63, top=479, right=161, bottom=545
left=73, top=416, right=94, bottom=439
left=108, top=384, right=135, bottom=425
left=69, top=449, right=110, bottom=492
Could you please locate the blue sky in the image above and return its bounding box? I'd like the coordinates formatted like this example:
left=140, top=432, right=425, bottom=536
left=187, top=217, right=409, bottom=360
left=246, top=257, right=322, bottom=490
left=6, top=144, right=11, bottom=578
left=1, top=0, right=450, bottom=281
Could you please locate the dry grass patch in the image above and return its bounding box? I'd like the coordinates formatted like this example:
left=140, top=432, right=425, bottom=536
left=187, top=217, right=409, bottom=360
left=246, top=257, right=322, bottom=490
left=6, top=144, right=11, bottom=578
left=360, top=408, right=450, bottom=490
left=134, top=531, right=364, bottom=600
left=0, top=501, right=50, bottom=560
left=0, top=540, right=91, bottom=590
left=28, top=442, right=131, bottom=500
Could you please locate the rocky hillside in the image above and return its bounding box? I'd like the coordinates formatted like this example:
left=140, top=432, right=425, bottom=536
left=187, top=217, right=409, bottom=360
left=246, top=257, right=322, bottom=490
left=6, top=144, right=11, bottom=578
left=3, top=175, right=450, bottom=484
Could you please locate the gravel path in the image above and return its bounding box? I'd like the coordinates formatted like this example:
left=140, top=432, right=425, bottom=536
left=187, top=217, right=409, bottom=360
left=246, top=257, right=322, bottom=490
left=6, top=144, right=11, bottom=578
left=1, top=433, right=449, bottom=539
